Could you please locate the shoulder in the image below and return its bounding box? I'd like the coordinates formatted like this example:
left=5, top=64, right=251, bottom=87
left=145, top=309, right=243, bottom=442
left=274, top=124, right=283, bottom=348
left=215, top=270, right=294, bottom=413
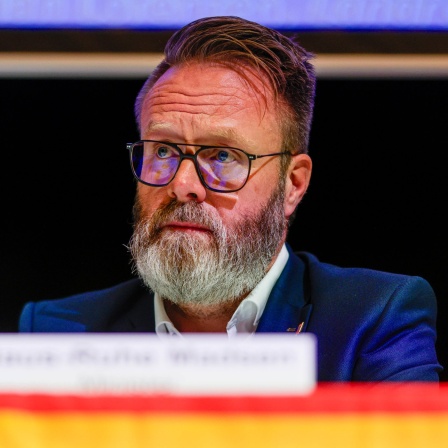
left=292, top=250, right=440, bottom=381
left=291, top=248, right=437, bottom=346
left=296, top=250, right=435, bottom=305
left=27, top=278, right=146, bottom=311
left=19, top=278, right=154, bottom=332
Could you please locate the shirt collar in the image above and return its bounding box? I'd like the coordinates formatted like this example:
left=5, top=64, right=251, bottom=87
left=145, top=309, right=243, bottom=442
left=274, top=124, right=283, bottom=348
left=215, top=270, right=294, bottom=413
left=154, top=244, right=289, bottom=337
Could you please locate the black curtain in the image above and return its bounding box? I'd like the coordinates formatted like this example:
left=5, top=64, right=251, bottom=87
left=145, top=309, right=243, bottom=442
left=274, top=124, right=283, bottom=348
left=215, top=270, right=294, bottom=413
left=1, top=77, right=447, bottom=379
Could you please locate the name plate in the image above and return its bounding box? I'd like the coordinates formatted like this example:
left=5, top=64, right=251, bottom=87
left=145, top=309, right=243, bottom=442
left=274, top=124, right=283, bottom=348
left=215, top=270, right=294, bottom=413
left=0, top=333, right=316, bottom=395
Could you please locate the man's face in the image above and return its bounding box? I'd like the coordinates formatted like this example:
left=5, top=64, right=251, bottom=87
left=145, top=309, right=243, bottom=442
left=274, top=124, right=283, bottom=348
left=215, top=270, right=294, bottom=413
left=136, top=62, right=288, bottom=237
left=129, top=62, right=307, bottom=306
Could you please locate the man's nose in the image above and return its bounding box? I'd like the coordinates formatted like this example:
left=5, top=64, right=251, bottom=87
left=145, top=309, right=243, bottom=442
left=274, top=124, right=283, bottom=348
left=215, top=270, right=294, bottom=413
left=167, top=158, right=207, bottom=202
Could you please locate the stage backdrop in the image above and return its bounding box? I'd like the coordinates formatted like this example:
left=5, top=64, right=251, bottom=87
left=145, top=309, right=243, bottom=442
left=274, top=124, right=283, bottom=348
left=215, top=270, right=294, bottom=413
left=0, top=76, right=447, bottom=379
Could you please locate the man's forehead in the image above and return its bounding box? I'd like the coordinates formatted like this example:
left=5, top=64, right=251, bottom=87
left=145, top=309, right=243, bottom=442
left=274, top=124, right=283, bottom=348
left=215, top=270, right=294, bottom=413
left=141, top=119, right=256, bottom=148
left=139, top=62, right=282, bottom=148
left=148, top=61, right=276, bottom=108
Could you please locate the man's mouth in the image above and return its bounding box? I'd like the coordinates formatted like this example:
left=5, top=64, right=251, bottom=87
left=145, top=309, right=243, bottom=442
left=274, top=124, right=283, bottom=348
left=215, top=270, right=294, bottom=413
left=160, top=221, right=211, bottom=233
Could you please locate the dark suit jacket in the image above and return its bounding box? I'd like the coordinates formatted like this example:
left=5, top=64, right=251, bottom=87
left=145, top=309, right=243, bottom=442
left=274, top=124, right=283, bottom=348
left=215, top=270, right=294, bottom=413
left=19, top=245, right=442, bottom=382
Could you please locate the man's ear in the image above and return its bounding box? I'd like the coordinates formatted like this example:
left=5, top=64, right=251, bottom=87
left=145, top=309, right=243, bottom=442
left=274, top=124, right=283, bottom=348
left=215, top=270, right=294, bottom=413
left=284, top=153, right=312, bottom=219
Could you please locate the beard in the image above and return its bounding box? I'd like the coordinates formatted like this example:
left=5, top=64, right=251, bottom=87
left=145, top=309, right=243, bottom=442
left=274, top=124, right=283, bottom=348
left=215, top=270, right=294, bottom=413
left=128, top=184, right=287, bottom=309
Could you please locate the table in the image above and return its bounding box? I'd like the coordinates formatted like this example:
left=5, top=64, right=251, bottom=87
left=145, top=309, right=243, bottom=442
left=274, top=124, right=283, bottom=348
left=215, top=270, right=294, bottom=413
left=1, top=383, right=447, bottom=447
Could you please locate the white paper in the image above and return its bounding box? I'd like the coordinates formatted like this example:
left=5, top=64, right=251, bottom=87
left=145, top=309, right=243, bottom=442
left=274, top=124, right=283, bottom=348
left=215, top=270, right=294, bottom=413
left=0, top=333, right=317, bottom=395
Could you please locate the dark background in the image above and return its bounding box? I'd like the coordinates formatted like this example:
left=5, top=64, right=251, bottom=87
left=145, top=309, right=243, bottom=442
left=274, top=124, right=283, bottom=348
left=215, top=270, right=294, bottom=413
left=0, top=29, right=447, bottom=380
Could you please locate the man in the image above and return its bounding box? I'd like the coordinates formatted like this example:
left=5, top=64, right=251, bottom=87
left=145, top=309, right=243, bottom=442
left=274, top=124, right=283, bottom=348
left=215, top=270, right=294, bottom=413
left=19, top=16, right=442, bottom=381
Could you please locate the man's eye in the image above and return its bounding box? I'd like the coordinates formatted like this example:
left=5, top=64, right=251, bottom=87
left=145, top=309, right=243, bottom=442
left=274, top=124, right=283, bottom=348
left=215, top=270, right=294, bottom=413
left=216, top=150, right=234, bottom=163
left=156, top=146, right=171, bottom=158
